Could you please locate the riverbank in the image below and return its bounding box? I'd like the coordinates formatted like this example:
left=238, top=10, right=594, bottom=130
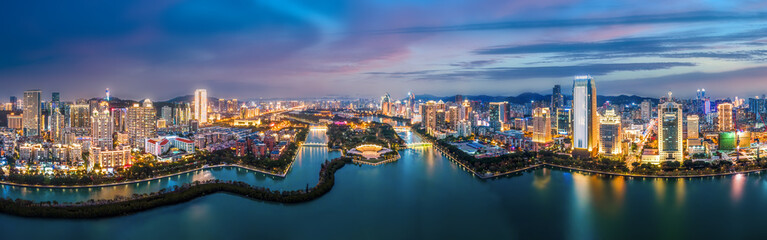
left=543, top=163, right=767, bottom=179
left=0, top=164, right=288, bottom=189
left=0, top=157, right=352, bottom=219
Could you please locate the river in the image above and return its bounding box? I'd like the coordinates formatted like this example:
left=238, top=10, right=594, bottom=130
left=1, top=119, right=767, bottom=239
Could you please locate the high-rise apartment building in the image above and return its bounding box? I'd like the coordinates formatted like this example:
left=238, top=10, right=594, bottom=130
left=194, top=89, right=208, bottom=123
left=686, top=115, right=699, bottom=139
left=717, top=102, right=733, bottom=132
left=420, top=101, right=437, bottom=134
left=658, top=93, right=683, bottom=162
left=127, top=99, right=157, bottom=149
left=69, top=100, right=91, bottom=128
left=161, top=106, right=173, bottom=124
left=572, top=76, right=598, bottom=157
left=532, top=107, right=552, bottom=143
left=599, top=108, right=622, bottom=156
left=23, top=90, right=42, bottom=136
left=91, top=101, right=114, bottom=149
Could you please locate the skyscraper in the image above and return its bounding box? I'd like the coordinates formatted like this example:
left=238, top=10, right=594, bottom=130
left=381, top=93, right=392, bottom=116
left=718, top=102, right=733, bottom=132
left=92, top=101, right=114, bottom=149
left=51, top=92, right=60, bottom=109
left=599, top=108, right=622, bottom=156
left=161, top=106, right=173, bottom=124
left=23, top=90, right=42, bottom=136
left=69, top=101, right=91, bottom=128
left=572, top=75, right=598, bottom=158
left=194, top=89, right=208, bottom=123
left=687, top=115, right=699, bottom=139
left=532, top=107, right=552, bottom=143
left=551, top=85, right=564, bottom=135
left=127, top=99, right=157, bottom=149
left=489, top=101, right=509, bottom=131
left=658, top=93, right=683, bottom=162
left=420, top=101, right=437, bottom=134
left=640, top=100, right=652, bottom=121
left=556, top=108, right=572, bottom=135
left=10, top=96, right=17, bottom=111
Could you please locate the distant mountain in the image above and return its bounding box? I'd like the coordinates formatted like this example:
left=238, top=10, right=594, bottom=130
left=413, top=92, right=658, bottom=106
left=163, top=95, right=219, bottom=103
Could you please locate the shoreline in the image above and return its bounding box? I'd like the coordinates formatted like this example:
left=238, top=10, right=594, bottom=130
left=0, top=164, right=288, bottom=189
left=542, top=163, right=767, bottom=179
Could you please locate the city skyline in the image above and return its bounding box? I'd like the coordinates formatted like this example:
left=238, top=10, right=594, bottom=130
left=2, top=1, right=767, bottom=100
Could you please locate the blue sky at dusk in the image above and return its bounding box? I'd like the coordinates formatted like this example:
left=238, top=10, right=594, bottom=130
left=1, top=0, right=766, bottom=100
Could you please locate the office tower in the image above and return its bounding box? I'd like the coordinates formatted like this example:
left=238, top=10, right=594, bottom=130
left=70, top=101, right=91, bottom=128
left=572, top=75, right=598, bottom=158
left=489, top=101, right=509, bottom=131
left=718, top=102, right=733, bottom=132
left=420, top=101, right=437, bottom=134
left=686, top=115, right=699, bottom=139
left=532, top=107, right=552, bottom=143
left=455, top=95, right=464, bottom=104
left=23, top=90, right=42, bottom=136
left=111, top=108, right=127, bottom=132
left=161, top=106, right=173, bottom=124
left=640, top=100, right=651, bottom=121
left=556, top=108, right=572, bottom=135
left=10, top=96, right=17, bottom=111
left=551, top=85, right=564, bottom=110
left=658, top=93, right=683, bottom=162
left=231, top=99, right=238, bottom=113
left=748, top=97, right=766, bottom=120
left=551, top=85, right=564, bottom=134
left=51, top=92, right=60, bottom=108
left=127, top=99, right=157, bottom=149
left=91, top=101, right=114, bottom=149
left=599, top=108, right=622, bottom=156
left=194, top=89, right=208, bottom=123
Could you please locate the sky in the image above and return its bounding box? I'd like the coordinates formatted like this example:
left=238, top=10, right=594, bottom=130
left=1, top=0, right=766, bottom=101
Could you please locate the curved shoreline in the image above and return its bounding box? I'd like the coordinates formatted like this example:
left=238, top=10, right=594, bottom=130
left=0, top=164, right=287, bottom=189
left=542, top=163, right=767, bottom=179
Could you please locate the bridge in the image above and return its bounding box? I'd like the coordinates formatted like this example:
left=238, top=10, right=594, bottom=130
left=393, top=126, right=411, bottom=132
left=310, top=125, right=328, bottom=130
left=302, top=142, right=328, bottom=147
left=405, top=142, right=432, bottom=148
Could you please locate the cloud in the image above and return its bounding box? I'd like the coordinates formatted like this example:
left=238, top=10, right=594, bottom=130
left=449, top=60, right=499, bottom=68
left=598, top=66, right=767, bottom=97
left=370, top=62, right=695, bottom=81
left=367, top=11, right=767, bottom=34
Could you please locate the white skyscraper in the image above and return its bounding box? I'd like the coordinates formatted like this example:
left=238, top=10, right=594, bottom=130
left=194, top=89, right=208, bottom=124
left=659, top=92, right=683, bottom=162
left=572, top=75, right=598, bottom=158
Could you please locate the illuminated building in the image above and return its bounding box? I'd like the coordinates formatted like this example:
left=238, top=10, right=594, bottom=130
left=686, top=115, right=699, bottom=139
left=91, top=101, right=114, bottom=149
left=111, top=108, right=127, bottom=132
left=381, top=93, right=392, bottom=116
left=70, top=101, right=91, bottom=128
left=717, top=102, right=733, bottom=132
left=127, top=99, right=157, bottom=149
left=532, top=107, right=551, bottom=143
left=161, top=106, right=173, bottom=124
left=7, top=113, right=22, bottom=129
left=489, top=102, right=509, bottom=131
left=640, top=100, right=652, bottom=121
left=599, top=108, right=622, bottom=156
left=556, top=108, right=571, bottom=135
left=23, top=90, right=41, bottom=136
left=194, top=89, right=208, bottom=123
left=420, top=101, right=437, bottom=134
left=90, top=145, right=131, bottom=169
left=572, top=75, right=598, bottom=158
left=658, top=92, right=683, bottom=162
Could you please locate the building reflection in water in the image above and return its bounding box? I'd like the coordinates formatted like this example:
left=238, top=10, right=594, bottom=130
left=731, top=174, right=745, bottom=204
left=532, top=168, right=551, bottom=190
left=569, top=172, right=595, bottom=240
